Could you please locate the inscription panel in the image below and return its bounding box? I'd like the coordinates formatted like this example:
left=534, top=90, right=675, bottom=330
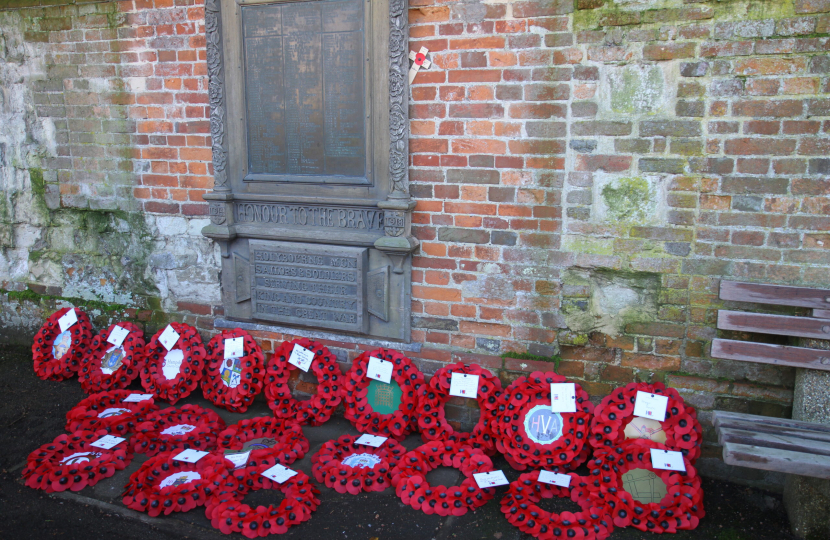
left=235, top=202, right=384, bottom=232
left=250, top=240, right=367, bottom=333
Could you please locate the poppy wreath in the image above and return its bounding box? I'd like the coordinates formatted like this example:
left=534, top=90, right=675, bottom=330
left=264, top=338, right=343, bottom=426
left=342, top=348, right=425, bottom=440
left=141, top=322, right=206, bottom=404
left=33, top=307, right=94, bottom=381
left=22, top=429, right=132, bottom=493
left=417, top=362, right=502, bottom=454
left=587, top=440, right=704, bottom=533
left=492, top=371, right=594, bottom=471
left=217, top=416, right=309, bottom=466
left=311, top=433, right=406, bottom=495
left=65, top=389, right=159, bottom=435
left=123, top=451, right=233, bottom=517
left=78, top=322, right=146, bottom=394
left=202, top=329, right=265, bottom=413
left=500, top=470, right=615, bottom=540
left=589, top=381, right=703, bottom=463
left=391, top=440, right=496, bottom=517
left=131, top=404, right=226, bottom=457
left=206, top=454, right=320, bottom=538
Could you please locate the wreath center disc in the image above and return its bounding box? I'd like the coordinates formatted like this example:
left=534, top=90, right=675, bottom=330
left=161, top=349, right=184, bottom=380
left=342, top=453, right=383, bottom=469
left=61, top=451, right=102, bottom=464
left=220, top=357, right=242, bottom=388
left=100, top=345, right=126, bottom=374
left=161, top=423, right=196, bottom=436
left=623, top=417, right=667, bottom=444
left=622, top=468, right=668, bottom=504
left=367, top=379, right=402, bottom=414
left=98, top=407, right=130, bottom=418
left=159, top=471, right=202, bottom=489
left=52, top=330, right=73, bottom=360
left=522, top=404, right=564, bottom=444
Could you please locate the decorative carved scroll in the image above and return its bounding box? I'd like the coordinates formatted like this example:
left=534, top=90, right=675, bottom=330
left=205, top=0, right=228, bottom=191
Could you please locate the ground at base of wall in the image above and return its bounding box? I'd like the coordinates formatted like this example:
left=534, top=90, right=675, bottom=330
left=0, top=343, right=795, bottom=540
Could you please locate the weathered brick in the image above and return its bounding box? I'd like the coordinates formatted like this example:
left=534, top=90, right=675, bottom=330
left=640, top=120, right=701, bottom=137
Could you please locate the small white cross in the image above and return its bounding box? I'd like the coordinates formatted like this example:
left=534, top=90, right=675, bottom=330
left=408, top=47, right=432, bottom=83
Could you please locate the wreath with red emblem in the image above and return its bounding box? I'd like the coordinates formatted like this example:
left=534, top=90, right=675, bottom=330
left=78, top=322, right=146, bottom=394
left=140, top=323, right=206, bottom=404
left=22, top=429, right=133, bottom=493
left=342, top=348, right=425, bottom=440
left=201, top=329, right=265, bottom=413
left=492, top=371, right=594, bottom=471
left=33, top=307, right=94, bottom=381
left=417, top=362, right=502, bottom=454
left=311, top=433, right=405, bottom=494
left=217, top=416, right=309, bottom=467
left=589, top=382, right=703, bottom=463
left=131, top=404, right=226, bottom=457
left=65, top=389, right=158, bottom=435
left=265, top=338, right=343, bottom=426
left=123, top=451, right=233, bottom=517
left=206, top=453, right=320, bottom=538
left=588, top=441, right=704, bottom=533
left=501, top=470, right=616, bottom=540
left=391, top=440, right=496, bottom=517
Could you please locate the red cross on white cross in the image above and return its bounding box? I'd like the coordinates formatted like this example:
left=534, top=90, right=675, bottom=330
left=408, top=46, right=432, bottom=83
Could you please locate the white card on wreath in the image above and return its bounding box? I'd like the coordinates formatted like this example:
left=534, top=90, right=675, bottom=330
left=224, top=337, right=244, bottom=359
left=474, top=471, right=509, bottom=488
left=288, top=344, right=315, bottom=372
left=538, top=470, right=571, bottom=487
left=224, top=450, right=251, bottom=470
left=58, top=309, right=78, bottom=333
left=262, top=464, right=298, bottom=484
left=158, top=325, right=180, bottom=351
left=107, top=325, right=130, bottom=347
left=173, top=449, right=209, bottom=463
left=651, top=449, right=686, bottom=472
left=633, top=391, right=669, bottom=422
left=90, top=435, right=125, bottom=450
left=355, top=434, right=387, bottom=447
left=123, top=393, right=154, bottom=402
left=550, top=383, right=576, bottom=413
left=449, top=372, right=479, bottom=398
left=367, top=356, right=393, bottom=384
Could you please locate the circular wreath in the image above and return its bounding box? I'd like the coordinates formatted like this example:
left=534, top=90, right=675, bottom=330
left=311, top=433, right=406, bottom=494
left=201, top=329, right=265, bottom=413
left=206, top=454, right=320, bottom=537
left=131, top=404, right=226, bottom=457
left=417, top=362, right=502, bottom=454
left=265, top=338, right=343, bottom=426
left=391, top=440, right=496, bottom=517
left=22, top=429, right=133, bottom=493
left=588, top=441, right=704, bottom=533
left=65, top=389, right=159, bottom=435
left=32, top=307, right=94, bottom=381
left=123, top=451, right=233, bottom=517
left=140, top=322, right=206, bottom=404
left=342, top=348, right=425, bottom=439
left=501, top=470, right=615, bottom=540
left=589, top=381, right=703, bottom=463
left=492, top=371, right=594, bottom=471
left=78, top=322, right=146, bottom=394
left=217, top=416, right=309, bottom=466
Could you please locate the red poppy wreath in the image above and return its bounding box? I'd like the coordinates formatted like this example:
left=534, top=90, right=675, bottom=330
left=123, top=451, right=234, bottom=517
left=22, top=429, right=133, bottom=493
left=589, top=381, right=703, bottom=463
left=65, top=389, right=158, bottom=435
left=78, top=322, right=146, bottom=394
left=311, top=433, right=406, bottom=494
left=217, top=416, right=309, bottom=467
left=417, top=362, right=502, bottom=454
left=391, top=440, right=496, bottom=517
left=342, top=348, right=425, bottom=440
left=131, top=404, right=226, bottom=457
left=588, top=440, right=704, bottom=534
left=202, top=329, right=265, bottom=413
left=206, top=454, right=320, bottom=537
left=492, top=371, right=594, bottom=471
left=501, top=470, right=615, bottom=540
left=265, top=338, right=343, bottom=426
left=141, top=322, right=206, bottom=404
left=33, top=307, right=94, bottom=381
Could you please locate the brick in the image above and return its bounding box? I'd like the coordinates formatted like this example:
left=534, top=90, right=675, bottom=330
left=643, top=43, right=696, bottom=60
left=572, top=121, right=631, bottom=136
left=448, top=103, right=504, bottom=118
left=621, top=353, right=681, bottom=371
left=794, top=0, right=830, bottom=13
left=640, top=120, right=701, bottom=137
left=446, top=169, right=500, bottom=185
left=508, top=103, right=566, bottom=119
left=724, top=138, right=797, bottom=155
left=639, top=158, right=686, bottom=174
left=437, top=227, right=491, bottom=244
left=630, top=227, right=693, bottom=242
left=733, top=99, right=804, bottom=117
left=575, top=155, right=631, bottom=172
left=513, top=0, right=574, bottom=18
left=448, top=70, right=502, bottom=83
left=734, top=57, right=808, bottom=76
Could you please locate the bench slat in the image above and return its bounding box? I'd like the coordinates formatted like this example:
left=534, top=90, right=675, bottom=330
left=713, top=410, right=830, bottom=435
left=711, top=338, right=830, bottom=371
left=714, top=417, right=830, bottom=444
left=718, top=310, right=830, bottom=340
left=720, top=280, right=830, bottom=309
left=723, top=442, right=830, bottom=479
left=813, top=309, right=830, bottom=320
left=718, top=428, right=830, bottom=458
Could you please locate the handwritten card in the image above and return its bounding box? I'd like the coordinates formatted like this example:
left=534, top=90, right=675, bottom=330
left=224, top=337, right=244, bottom=359
left=288, top=344, right=315, bottom=372
left=173, top=449, right=209, bottom=463
left=355, top=434, right=387, bottom=447
left=450, top=372, right=480, bottom=398
left=261, top=464, right=298, bottom=484
left=651, top=449, right=686, bottom=472
left=158, top=325, right=180, bottom=351
left=367, top=356, right=393, bottom=384
left=224, top=450, right=251, bottom=470
left=633, top=391, right=669, bottom=422
left=107, top=325, right=130, bottom=347
left=538, top=470, right=571, bottom=487
left=58, top=309, right=78, bottom=333
left=550, top=383, right=576, bottom=413
left=123, top=393, right=154, bottom=402
left=90, top=435, right=125, bottom=450
left=474, top=471, right=509, bottom=488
